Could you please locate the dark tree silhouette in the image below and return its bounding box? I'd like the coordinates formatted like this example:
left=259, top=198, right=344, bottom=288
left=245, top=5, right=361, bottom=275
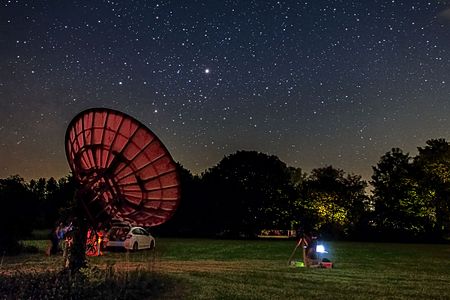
left=4, top=138, right=450, bottom=245
left=371, top=148, right=433, bottom=241
left=28, top=176, right=76, bottom=229
left=0, top=175, right=37, bottom=254
left=414, top=139, right=450, bottom=240
left=202, top=151, right=295, bottom=237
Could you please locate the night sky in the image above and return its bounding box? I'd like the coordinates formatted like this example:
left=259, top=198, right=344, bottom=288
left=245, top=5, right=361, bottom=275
left=2, top=1, right=450, bottom=181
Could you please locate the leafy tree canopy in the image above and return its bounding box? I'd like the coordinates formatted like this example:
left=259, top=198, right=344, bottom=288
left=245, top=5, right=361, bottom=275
left=202, top=150, right=295, bottom=237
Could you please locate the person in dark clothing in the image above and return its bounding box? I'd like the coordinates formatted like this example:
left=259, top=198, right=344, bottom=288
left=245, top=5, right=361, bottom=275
left=47, top=226, right=60, bottom=255
left=304, top=233, right=319, bottom=265
left=296, top=227, right=319, bottom=267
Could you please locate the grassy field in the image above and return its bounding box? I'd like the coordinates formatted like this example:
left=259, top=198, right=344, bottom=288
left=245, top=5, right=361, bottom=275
left=1, top=238, right=450, bottom=299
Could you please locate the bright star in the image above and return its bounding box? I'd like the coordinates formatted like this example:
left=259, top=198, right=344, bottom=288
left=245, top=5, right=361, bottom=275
left=204, top=68, right=210, bottom=74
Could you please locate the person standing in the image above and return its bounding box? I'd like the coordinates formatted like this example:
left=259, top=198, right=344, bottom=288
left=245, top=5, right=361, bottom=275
left=47, top=225, right=59, bottom=255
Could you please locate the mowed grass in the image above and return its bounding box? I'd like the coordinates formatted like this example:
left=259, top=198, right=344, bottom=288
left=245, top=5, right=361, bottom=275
left=3, top=238, right=450, bottom=299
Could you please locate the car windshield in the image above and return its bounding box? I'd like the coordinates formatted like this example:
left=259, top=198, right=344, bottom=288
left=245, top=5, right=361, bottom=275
left=109, top=227, right=129, bottom=239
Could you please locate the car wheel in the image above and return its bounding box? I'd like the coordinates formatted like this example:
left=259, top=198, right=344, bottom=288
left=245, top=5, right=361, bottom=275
left=150, top=240, right=155, bottom=250
left=133, top=242, right=138, bottom=251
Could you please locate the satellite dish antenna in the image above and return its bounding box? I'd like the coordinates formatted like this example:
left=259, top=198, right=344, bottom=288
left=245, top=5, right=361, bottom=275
left=64, top=108, right=180, bottom=271
left=65, top=107, right=181, bottom=227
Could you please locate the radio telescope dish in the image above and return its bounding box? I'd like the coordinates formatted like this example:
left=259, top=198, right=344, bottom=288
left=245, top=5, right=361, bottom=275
left=65, top=108, right=180, bottom=227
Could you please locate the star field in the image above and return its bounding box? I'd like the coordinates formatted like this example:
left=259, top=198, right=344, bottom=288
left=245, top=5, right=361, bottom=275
left=1, top=0, right=450, bottom=180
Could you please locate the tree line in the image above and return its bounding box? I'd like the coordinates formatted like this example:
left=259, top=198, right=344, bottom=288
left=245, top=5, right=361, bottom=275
left=1, top=138, right=449, bottom=253
left=160, top=138, right=450, bottom=242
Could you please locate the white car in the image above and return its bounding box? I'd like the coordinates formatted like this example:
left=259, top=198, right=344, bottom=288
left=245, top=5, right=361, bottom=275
left=106, top=226, right=155, bottom=251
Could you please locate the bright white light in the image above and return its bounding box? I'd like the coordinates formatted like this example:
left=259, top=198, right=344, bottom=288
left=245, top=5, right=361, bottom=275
left=316, top=244, right=327, bottom=253
left=205, top=68, right=210, bottom=74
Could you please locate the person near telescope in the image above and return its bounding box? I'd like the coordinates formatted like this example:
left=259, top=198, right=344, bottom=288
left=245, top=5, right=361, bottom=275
left=295, top=227, right=319, bottom=267
left=47, top=225, right=59, bottom=255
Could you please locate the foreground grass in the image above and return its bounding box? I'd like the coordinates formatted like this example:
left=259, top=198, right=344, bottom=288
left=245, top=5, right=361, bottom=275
left=1, top=239, right=449, bottom=299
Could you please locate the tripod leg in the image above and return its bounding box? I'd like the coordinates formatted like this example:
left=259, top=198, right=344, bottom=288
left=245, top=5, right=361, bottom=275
left=302, top=247, right=307, bottom=266
left=287, top=242, right=301, bottom=265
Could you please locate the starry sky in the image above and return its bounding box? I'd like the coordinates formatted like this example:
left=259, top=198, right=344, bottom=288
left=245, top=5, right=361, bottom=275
left=2, top=0, right=450, bottom=181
